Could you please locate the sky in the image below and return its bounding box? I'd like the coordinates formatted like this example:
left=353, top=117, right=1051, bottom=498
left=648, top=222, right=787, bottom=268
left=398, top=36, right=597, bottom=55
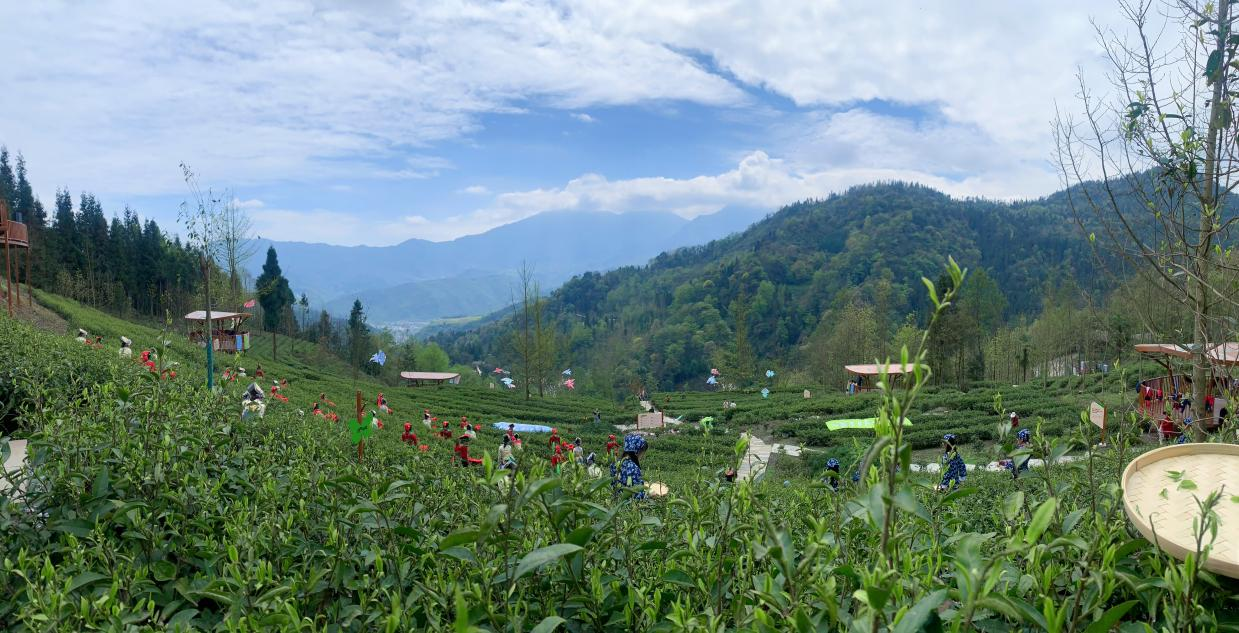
left=0, top=0, right=1123, bottom=246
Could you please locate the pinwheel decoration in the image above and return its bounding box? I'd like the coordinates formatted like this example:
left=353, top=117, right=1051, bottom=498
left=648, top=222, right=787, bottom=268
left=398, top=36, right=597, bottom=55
left=761, top=388, right=770, bottom=399
left=243, top=298, right=256, bottom=308
left=369, top=350, right=387, bottom=366
left=563, top=378, right=575, bottom=390
left=562, top=368, right=572, bottom=376
left=501, top=377, right=514, bottom=386
left=700, top=416, right=714, bottom=434
left=349, top=414, right=376, bottom=445
left=493, top=367, right=505, bottom=374
left=766, top=369, right=775, bottom=378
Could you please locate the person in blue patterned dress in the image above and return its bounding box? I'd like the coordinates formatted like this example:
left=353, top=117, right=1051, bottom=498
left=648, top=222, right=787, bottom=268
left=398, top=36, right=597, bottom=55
left=1006, top=428, right=1031, bottom=479
left=824, top=458, right=842, bottom=491
left=938, top=434, right=967, bottom=491
left=612, top=434, right=649, bottom=499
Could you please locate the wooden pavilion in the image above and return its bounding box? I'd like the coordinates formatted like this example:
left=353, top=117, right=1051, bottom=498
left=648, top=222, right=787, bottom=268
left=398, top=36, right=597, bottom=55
left=0, top=199, right=32, bottom=317
left=400, top=371, right=462, bottom=386
left=1134, top=342, right=1236, bottom=427
left=184, top=310, right=253, bottom=353
left=843, top=362, right=919, bottom=392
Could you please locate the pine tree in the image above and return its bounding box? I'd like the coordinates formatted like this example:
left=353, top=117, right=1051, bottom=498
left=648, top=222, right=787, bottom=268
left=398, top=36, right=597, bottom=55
left=347, top=300, right=369, bottom=379
left=255, top=246, right=294, bottom=359
left=14, top=153, right=35, bottom=226
left=0, top=147, right=15, bottom=216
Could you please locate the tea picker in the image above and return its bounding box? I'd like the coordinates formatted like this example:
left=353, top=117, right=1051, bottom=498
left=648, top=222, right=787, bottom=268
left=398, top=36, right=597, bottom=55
left=938, top=434, right=967, bottom=491
left=241, top=382, right=266, bottom=420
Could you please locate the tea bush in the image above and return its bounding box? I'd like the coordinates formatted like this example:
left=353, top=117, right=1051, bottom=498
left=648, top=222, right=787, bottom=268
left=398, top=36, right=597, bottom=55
left=3, top=298, right=1236, bottom=630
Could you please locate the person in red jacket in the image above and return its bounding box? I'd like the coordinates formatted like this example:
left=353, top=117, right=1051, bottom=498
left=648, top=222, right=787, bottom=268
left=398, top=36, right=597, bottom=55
left=455, top=434, right=483, bottom=466
left=401, top=423, right=418, bottom=446
left=605, top=434, right=619, bottom=461
left=550, top=443, right=564, bottom=473
left=439, top=421, right=453, bottom=440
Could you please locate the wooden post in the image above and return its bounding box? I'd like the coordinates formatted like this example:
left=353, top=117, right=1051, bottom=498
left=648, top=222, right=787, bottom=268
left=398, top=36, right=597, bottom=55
left=25, top=242, right=31, bottom=305
left=356, top=390, right=364, bottom=462
left=5, top=236, right=12, bottom=317
left=13, top=247, right=20, bottom=309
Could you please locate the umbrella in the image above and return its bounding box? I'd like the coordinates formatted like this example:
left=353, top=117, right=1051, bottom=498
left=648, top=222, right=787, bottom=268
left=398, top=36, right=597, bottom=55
left=706, top=376, right=717, bottom=385
left=761, top=388, right=770, bottom=398
left=562, top=368, right=572, bottom=376
left=766, top=369, right=775, bottom=378
left=369, top=350, right=386, bottom=366
left=825, top=418, right=913, bottom=431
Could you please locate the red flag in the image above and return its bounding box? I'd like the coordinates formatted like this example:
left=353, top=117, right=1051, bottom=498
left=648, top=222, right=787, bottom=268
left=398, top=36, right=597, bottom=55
left=243, top=299, right=256, bottom=308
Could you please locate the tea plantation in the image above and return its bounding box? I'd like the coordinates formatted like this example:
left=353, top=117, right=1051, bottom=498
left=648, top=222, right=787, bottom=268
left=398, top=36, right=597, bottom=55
left=2, top=296, right=1236, bottom=630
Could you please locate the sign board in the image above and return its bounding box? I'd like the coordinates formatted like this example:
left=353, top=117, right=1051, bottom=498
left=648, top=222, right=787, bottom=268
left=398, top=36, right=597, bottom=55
left=1089, top=402, right=1106, bottom=429
left=636, top=412, right=664, bottom=429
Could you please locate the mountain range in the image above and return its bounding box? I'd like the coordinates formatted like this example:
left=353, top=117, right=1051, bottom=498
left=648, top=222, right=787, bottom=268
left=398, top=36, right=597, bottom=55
left=430, top=181, right=1106, bottom=393
left=246, top=206, right=767, bottom=326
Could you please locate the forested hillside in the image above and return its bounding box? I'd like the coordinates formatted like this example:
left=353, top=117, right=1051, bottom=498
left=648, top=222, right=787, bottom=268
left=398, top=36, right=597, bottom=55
left=434, top=182, right=1108, bottom=395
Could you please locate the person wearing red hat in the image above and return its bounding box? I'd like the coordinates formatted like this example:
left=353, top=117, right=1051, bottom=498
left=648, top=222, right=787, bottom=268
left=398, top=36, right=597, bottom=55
left=401, top=423, right=418, bottom=446
left=550, top=443, right=564, bottom=473
left=605, top=434, right=619, bottom=461
left=455, top=434, right=483, bottom=466
left=439, top=420, right=453, bottom=440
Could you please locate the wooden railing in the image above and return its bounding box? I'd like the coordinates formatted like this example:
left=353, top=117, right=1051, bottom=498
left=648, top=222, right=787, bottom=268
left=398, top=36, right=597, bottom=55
left=1, top=220, right=29, bottom=247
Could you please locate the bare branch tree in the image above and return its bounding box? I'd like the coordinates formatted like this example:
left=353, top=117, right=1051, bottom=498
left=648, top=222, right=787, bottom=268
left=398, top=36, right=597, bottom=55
left=218, top=193, right=257, bottom=308
left=1056, top=0, right=1239, bottom=440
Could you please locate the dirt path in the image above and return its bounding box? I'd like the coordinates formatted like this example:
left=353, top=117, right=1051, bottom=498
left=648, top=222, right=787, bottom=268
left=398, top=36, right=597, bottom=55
left=737, top=433, right=801, bottom=481
left=1, top=439, right=28, bottom=495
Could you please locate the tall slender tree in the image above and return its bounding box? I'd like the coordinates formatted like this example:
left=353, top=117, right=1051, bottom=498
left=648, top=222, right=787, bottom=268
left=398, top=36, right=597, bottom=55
left=347, top=299, right=369, bottom=380
left=255, top=246, right=294, bottom=360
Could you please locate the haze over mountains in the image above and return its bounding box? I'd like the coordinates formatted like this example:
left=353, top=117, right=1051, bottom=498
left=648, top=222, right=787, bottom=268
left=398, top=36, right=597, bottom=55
left=432, top=181, right=1106, bottom=392
left=246, top=206, right=767, bottom=327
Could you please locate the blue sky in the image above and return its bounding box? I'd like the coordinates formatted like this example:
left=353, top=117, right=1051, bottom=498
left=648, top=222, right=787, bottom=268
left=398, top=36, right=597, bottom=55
left=0, top=1, right=1120, bottom=245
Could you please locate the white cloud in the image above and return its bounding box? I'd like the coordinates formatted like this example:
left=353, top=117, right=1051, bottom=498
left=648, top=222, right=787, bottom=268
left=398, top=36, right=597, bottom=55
left=0, top=0, right=741, bottom=199
left=233, top=198, right=265, bottom=209
left=459, top=185, right=491, bottom=195
left=571, top=113, right=596, bottom=123
left=0, top=0, right=1126, bottom=241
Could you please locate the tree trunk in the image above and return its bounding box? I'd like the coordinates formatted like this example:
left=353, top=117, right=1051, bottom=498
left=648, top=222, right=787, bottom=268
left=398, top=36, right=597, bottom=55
left=1193, top=0, right=1229, bottom=441
left=272, top=329, right=277, bottom=361
left=205, top=259, right=215, bottom=391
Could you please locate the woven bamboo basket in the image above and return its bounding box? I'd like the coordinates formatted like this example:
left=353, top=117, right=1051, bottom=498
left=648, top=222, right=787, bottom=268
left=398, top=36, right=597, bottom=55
left=1121, top=443, right=1239, bottom=579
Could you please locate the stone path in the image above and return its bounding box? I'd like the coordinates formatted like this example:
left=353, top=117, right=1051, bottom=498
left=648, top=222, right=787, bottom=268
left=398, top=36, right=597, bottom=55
left=737, top=434, right=801, bottom=481
left=1, top=439, right=28, bottom=495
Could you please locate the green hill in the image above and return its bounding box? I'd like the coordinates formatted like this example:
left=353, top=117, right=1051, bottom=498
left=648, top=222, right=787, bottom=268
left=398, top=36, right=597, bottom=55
left=434, top=182, right=1103, bottom=393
